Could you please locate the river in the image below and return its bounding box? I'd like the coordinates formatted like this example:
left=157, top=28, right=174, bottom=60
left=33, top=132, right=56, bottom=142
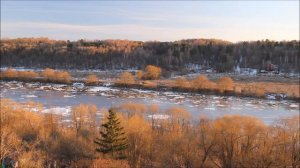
left=0, top=81, right=299, bottom=124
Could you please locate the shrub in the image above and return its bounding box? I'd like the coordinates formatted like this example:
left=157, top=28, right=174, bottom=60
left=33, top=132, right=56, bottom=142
left=175, top=77, right=191, bottom=90
left=143, top=65, right=161, bottom=80
left=41, top=68, right=56, bottom=80
left=0, top=68, right=38, bottom=81
left=18, top=71, right=39, bottom=80
left=217, top=76, right=234, bottom=93
left=0, top=68, right=18, bottom=78
left=118, top=72, right=135, bottom=86
left=234, top=85, right=242, bottom=94
left=41, top=68, right=71, bottom=83
left=192, top=75, right=215, bottom=90
left=56, top=71, right=71, bottom=83
left=85, top=74, right=98, bottom=85
left=255, top=88, right=266, bottom=97
left=136, top=70, right=144, bottom=80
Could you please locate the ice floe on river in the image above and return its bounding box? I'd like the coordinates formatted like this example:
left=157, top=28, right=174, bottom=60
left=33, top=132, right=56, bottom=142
left=1, top=81, right=299, bottom=124
left=88, top=86, right=118, bottom=92
left=42, top=106, right=71, bottom=116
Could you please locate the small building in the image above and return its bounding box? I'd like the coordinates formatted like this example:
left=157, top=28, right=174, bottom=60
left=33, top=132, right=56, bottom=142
left=260, top=61, right=279, bottom=74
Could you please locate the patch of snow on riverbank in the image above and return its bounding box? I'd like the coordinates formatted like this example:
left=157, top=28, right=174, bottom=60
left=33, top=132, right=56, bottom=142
left=42, top=106, right=71, bottom=116
left=148, top=114, right=170, bottom=120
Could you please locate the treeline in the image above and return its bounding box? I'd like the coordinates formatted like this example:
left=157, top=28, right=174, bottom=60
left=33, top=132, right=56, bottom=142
left=1, top=99, right=299, bottom=168
left=1, top=38, right=299, bottom=73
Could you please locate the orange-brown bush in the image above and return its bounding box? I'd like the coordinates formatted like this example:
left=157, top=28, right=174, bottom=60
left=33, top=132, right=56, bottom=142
left=238, top=82, right=299, bottom=98
left=217, top=76, right=234, bottom=93
left=192, top=75, right=216, bottom=90
left=41, top=68, right=71, bottom=83
left=175, top=77, right=191, bottom=90
left=0, top=68, right=18, bottom=78
left=119, top=103, right=147, bottom=117
left=143, top=65, right=161, bottom=80
left=17, top=71, right=39, bottom=80
left=41, top=68, right=56, bottom=79
left=118, top=72, right=135, bottom=86
left=0, top=68, right=38, bottom=81
left=85, top=74, right=98, bottom=85
left=136, top=70, right=144, bottom=80
left=1, top=99, right=299, bottom=168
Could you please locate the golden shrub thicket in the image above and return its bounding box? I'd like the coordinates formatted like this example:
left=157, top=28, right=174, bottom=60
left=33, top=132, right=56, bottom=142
left=0, top=68, right=38, bottom=80
left=192, top=75, right=216, bottom=90
left=0, top=68, right=18, bottom=78
left=118, top=72, right=135, bottom=86
left=41, top=68, right=55, bottom=79
left=173, top=75, right=217, bottom=91
left=1, top=99, right=299, bottom=168
left=41, top=68, right=71, bottom=83
left=119, top=102, right=147, bottom=117
left=175, top=77, right=191, bottom=89
left=217, top=76, right=234, bottom=93
left=142, top=65, right=161, bottom=80
left=85, top=74, right=98, bottom=85
left=136, top=70, right=144, bottom=80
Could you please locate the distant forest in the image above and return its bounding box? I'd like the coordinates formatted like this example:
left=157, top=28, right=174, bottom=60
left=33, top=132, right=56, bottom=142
left=1, top=38, right=299, bottom=73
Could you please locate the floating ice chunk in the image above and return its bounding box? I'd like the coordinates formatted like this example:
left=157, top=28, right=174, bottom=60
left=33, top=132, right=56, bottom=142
left=204, top=107, right=216, bottom=110
left=88, top=86, right=118, bottom=92
left=245, top=103, right=254, bottom=107
left=231, top=107, right=242, bottom=110
left=216, top=104, right=226, bottom=107
left=289, top=104, right=299, bottom=109
left=73, top=82, right=85, bottom=89
left=131, top=89, right=153, bottom=94
left=103, top=83, right=113, bottom=87
left=267, top=101, right=277, bottom=106
left=21, top=95, right=37, bottom=98
left=266, top=94, right=276, bottom=100
left=63, top=95, right=76, bottom=98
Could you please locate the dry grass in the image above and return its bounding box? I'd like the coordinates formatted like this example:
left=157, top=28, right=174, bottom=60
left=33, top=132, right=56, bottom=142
left=237, top=82, right=299, bottom=98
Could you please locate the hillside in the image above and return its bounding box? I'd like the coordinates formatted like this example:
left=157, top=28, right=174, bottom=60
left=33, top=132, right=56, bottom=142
left=1, top=38, right=299, bottom=73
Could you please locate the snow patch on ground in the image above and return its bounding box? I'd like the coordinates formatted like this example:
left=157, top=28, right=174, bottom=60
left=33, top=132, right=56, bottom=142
left=42, top=106, right=71, bottom=116
left=147, top=114, right=170, bottom=120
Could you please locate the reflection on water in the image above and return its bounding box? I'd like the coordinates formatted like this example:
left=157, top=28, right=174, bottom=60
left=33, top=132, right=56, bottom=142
left=1, top=81, right=299, bottom=124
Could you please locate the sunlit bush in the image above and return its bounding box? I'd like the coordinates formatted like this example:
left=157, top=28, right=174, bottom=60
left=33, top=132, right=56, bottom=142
left=143, top=65, right=161, bottom=80
left=0, top=68, right=18, bottom=78
left=136, top=70, right=144, bottom=80
left=118, top=72, right=135, bottom=86
left=175, top=77, right=191, bottom=90
left=217, top=76, right=234, bottom=93
left=41, top=68, right=71, bottom=83
left=85, top=74, right=98, bottom=85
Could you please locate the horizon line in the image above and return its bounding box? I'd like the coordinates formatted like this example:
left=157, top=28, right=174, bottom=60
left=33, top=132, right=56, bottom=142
left=1, top=37, right=299, bottom=43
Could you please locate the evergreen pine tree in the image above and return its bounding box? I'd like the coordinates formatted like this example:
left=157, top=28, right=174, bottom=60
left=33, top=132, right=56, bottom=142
left=94, top=108, right=127, bottom=159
